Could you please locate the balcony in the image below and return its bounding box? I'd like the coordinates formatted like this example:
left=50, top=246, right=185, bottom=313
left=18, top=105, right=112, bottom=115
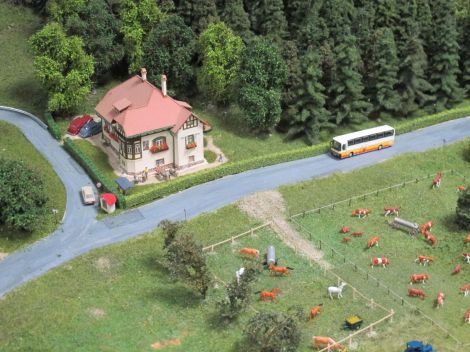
left=186, top=142, right=197, bottom=149
left=150, top=143, right=169, bottom=153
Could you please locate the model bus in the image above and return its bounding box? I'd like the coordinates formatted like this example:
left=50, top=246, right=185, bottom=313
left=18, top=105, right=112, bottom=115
left=330, top=125, right=395, bottom=158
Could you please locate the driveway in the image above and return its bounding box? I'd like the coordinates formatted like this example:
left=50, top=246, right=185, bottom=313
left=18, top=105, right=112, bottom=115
left=1, top=106, right=469, bottom=297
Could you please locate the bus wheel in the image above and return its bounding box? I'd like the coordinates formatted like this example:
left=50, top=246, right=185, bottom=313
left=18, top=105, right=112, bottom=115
left=349, top=152, right=354, bottom=157
left=378, top=145, right=383, bottom=150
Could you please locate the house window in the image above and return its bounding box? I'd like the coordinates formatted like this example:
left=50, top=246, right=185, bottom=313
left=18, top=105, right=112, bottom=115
left=120, top=138, right=142, bottom=160
left=189, top=155, right=195, bottom=163
left=156, top=158, right=165, bottom=166
left=152, top=136, right=167, bottom=146
left=186, top=134, right=195, bottom=145
left=183, top=115, right=198, bottom=129
left=143, top=140, right=149, bottom=151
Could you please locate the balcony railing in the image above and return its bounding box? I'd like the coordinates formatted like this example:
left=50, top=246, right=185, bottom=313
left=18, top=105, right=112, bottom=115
left=150, top=143, right=169, bottom=153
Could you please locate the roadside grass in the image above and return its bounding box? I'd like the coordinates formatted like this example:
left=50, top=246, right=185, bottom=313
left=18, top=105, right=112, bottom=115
left=73, top=139, right=117, bottom=181
left=0, top=122, right=65, bottom=253
left=0, top=205, right=389, bottom=352
left=0, top=3, right=46, bottom=116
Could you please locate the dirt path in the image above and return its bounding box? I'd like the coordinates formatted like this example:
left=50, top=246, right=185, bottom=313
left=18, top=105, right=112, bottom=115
left=205, top=135, right=228, bottom=163
left=238, top=191, right=331, bottom=270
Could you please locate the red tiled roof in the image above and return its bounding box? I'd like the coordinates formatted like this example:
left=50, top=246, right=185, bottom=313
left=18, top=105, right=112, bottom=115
left=95, top=76, right=193, bottom=137
left=101, top=193, right=117, bottom=206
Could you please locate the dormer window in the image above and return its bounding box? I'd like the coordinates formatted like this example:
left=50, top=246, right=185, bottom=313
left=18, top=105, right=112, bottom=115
left=183, top=115, right=198, bottom=129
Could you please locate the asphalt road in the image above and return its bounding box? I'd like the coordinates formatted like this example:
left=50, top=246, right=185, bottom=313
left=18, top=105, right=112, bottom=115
left=1, top=107, right=469, bottom=298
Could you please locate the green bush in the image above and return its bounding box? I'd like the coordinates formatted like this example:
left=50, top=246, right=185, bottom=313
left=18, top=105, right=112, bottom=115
left=44, top=111, right=62, bottom=140
left=204, top=150, right=217, bottom=163
left=63, top=138, right=125, bottom=208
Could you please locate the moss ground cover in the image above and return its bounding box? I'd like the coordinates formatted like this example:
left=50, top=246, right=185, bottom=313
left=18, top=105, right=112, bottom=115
left=0, top=122, right=65, bottom=252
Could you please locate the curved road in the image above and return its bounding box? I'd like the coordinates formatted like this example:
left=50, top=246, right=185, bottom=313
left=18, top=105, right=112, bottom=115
left=1, top=107, right=470, bottom=297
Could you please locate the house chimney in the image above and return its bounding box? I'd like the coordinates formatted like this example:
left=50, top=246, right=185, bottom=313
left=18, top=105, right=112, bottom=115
left=140, top=68, right=147, bottom=81
left=161, top=74, right=167, bottom=96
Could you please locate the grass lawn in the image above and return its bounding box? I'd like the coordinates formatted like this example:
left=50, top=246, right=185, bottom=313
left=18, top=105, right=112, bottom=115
left=0, top=121, right=66, bottom=253
left=73, top=139, right=117, bottom=181
left=0, top=3, right=46, bottom=116
left=0, top=202, right=389, bottom=352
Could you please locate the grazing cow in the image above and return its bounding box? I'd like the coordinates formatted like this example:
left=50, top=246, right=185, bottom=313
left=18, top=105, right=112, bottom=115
left=352, top=231, right=364, bottom=237
left=384, top=207, right=400, bottom=216
left=327, top=282, right=347, bottom=299
left=239, top=248, right=259, bottom=258
left=367, top=236, right=380, bottom=249
left=235, top=267, right=245, bottom=285
left=457, top=185, right=466, bottom=192
left=464, top=309, right=470, bottom=324
left=436, top=292, right=445, bottom=309
left=408, top=288, right=426, bottom=299
left=415, top=255, right=434, bottom=266
left=424, top=231, right=438, bottom=247
left=420, top=221, right=433, bottom=235
left=371, top=256, right=390, bottom=268
left=410, top=274, right=430, bottom=285
left=312, top=336, right=345, bottom=351
left=463, top=253, right=470, bottom=264
left=342, top=236, right=352, bottom=243
left=460, top=284, right=470, bottom=297
left=432, top=172, right=442, bottom=188
left=309, top=304, right=323, bottom=321
left=452, top=264, right=462, bottom=275
left=268, top=264, right=293, bottom=276
left=465, top=234, right=470, bottom=245
left=256, top=288, right=281, bottom=302
left=352, top=208, right=371, bottom=218
left=340, top=226, right=350, bottom=234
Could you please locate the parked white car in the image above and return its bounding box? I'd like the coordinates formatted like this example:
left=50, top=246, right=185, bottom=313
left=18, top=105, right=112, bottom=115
left=81, top=186, right=96, bottom=205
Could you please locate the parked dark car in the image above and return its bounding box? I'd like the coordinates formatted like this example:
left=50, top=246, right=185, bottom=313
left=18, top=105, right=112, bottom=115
left=67, top=114, right=92, bottom=135
left=79, top=119, right=102, bottom=138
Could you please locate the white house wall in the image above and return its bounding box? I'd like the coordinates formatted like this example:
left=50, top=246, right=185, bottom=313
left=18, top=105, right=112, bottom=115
left=175, top=123, right=204, bottom=168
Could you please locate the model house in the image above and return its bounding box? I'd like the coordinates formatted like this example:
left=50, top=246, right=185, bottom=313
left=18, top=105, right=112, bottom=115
left=95, top=68, right=205, bottom=175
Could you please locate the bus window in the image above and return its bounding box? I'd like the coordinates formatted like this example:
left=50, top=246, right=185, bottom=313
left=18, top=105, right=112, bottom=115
left=342, top=144, right=346, bottom=151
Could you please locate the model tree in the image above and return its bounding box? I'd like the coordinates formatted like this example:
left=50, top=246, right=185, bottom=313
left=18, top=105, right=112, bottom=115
left=0, top=159, right=48, bottom=232
left=251, top=0, right=288, bottom=40
left=197, top=22, right=244, bottom=104
left=456, top=187, right=470, bottom=229
left=427, top=0, right=463, bottom=111
left=163, top=233, right=212, bottom=298
left=238, top=39, right=287, bottom=132
left=120, top=0, right=163, bottom=73
left=159, top=219, right=181, bottom=249
left=143, top=15, right=196, bottom=96
left=220, top=0, right=252, bottom=42
left=29, top=22, right=94, bottom=115
left=177, top=0, right=218, bottom=34
left=243, top=311, right=301, bottom=352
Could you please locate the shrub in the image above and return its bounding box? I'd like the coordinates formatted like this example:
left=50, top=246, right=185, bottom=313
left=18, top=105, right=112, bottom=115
left=204, top=150, right=217, bottom=163
left=63, top=138, right=125, bottom=208
left=44, top=111, right=62, bottom=140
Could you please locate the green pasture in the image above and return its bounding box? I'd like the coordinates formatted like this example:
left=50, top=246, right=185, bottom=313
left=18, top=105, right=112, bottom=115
left=0, top=121, right=65, bottom=253
left=0, top=204, right=388, bottom=352
left=290, top=171, right=470, bottom=343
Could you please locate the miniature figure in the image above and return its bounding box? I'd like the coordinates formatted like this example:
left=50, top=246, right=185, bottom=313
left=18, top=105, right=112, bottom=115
left=435, top=292, right=445, bottom=309
left=340, top=226, right=350, bottom=234
left=384, top=207, right=400, bottom=216
left=410, top=274, right=429, bottom=285
left=255, top=288, right=281, bottom=302
left=367, top=236, right=380, bottom=248
left=308, top=304, right=323, bottom=321
left=459, top=284, right=470, bottom=297
left=352, top=231, right=364, bottom=237
left=239, top=247, right=259, bottom=258
left=452, top=264, right=461, bottom=275
left=352, top=208, right=371, bottom=218
left=463, top=253, right=470, bottom=264
left=342, top=236, right=352, bottom=243
left=312, top=336, right=345, bottom=351
left=327, top=282, right=347, bottom=299
left=371, top=256, right=390, bottom=268
left=432, top=172, right=442, bottom=188
left=235, top=267, right=245, bottom=285
left=408, top=288, right=426, bottom=299
left=464, top=309, right=470, bottom=324
left=268, top=264, right=293, bottom=276
left=415, top=255, right=433, bottom=266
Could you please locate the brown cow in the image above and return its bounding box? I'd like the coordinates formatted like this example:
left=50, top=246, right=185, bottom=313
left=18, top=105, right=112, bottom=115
left=408, top=288, right=426, bottom=299
left=239, top=248, right=259, bottom=258
left=308, top=304, right=323, bottom=321
left=367, top=236, right=380, bottom=249
left=415, top=255, right=434, bottom=266
left=410, top=273, right=430, bottom=284
left=312, top=336, right=345, bottom=351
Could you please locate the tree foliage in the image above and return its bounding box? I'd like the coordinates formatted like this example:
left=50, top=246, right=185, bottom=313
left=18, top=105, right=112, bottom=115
left=143, top=15, right=196, bottom=95
left=0, top=159, right=48, bottom=232
left=456, top=187, right=470, bottom=229
left=197, top=22, right=244, bottom=103
left=243, top=311, right=301, bottom=352
left=29, top=22, right=94, bottom=114
left=177, top=0, right=218, bottom=34
left=159, top=219, right=181, bottom=249
left=163, top=233, right=211, bottom=298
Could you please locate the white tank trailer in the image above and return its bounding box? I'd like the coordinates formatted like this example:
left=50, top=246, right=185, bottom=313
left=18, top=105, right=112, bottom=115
left=389, top=217, right=419, bottom=235
left=266, top=245, right=276, bottom=266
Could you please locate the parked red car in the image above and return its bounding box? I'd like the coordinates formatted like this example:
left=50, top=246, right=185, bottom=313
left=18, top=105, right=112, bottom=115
left=67, top=114, right=92, bottom=135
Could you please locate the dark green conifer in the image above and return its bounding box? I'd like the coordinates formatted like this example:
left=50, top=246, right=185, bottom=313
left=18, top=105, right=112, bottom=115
left=252, top=0, right=288, bottom=40
left=220, top=0, right=252, bottom=42
left=177, top=0, right=218, bottom=34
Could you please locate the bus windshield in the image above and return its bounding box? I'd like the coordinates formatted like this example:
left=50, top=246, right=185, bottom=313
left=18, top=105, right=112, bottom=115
left=331, top=140, right=342, bottom=151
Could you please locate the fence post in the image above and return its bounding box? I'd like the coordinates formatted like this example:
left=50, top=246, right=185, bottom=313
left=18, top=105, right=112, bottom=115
left=353, top=288, right=356, bottom=300
left=319, top=240, right=322, bottom=250
left=231, top=236, right=234, bottom=243
left=370, top=299, right=375, bottom=309
left=251, top=228, right=254, bottom=236
left=332, top=204, right=335, bottom=210
left=376, top=190, right=379, bottom=197
left=211, top=245, right=214, bottom=252
left=390, top=309, right=394, bottom=323
left=349, top=198, right=351, bottom=206
left=303, top=211, right=306, bottom=218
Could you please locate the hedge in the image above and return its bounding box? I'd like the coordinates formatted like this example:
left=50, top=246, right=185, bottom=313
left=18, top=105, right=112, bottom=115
left=44, top=111, right=62, bottom=140
left=124, top=105, right=470, bottom=208
left=63, top=138, right=125, bottom=208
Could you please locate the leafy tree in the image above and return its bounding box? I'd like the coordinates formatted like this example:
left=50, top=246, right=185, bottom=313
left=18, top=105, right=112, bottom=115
left=250, top=0, right=288, bottom=40
left=164, top=233, right=212, bottom=298
left=244, top=311, right=301, bottom=352
left=459, top=13, right=470, bottom=96
left=63, top=0, right=124, bottom=81
left=216, top=265, right=257, bottom=323
left=220, top=0, right=252, bottom=42
left=29, top=22, right=94, bottom=114
left=0, top=159, right=48, bottom=232
left=197, top=22, right=244, bottom=103
left=159, top=219, right=181, bottom=249
left=287, top=50, right=332, bottom=144
left=46, top=0, right=85, bottom=23
left=427, top=0, right=463, bottom=111
left=177, top=0, right=218, bottom=34
left=369, top=27, right=400, bottom=115
left=329, top=31, right=371, bottom=125
left=456, top=187, right=470, bottom=229
left=238, top=39, right=287, bottom=132
left=120, top=0, right=163, bottom=73
left=158, top=0, right=175, bottom=13
left=143, top=15, right=196, bottom=95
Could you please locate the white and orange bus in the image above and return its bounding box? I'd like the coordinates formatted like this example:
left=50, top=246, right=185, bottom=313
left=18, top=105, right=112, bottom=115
left=330, top=125, right=395, bottom=158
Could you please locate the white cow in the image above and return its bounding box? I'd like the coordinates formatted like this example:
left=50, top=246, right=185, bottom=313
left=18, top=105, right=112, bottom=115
left=327, top=282, right=347, bottom=299
left=235, top=267, right=245, bottom=285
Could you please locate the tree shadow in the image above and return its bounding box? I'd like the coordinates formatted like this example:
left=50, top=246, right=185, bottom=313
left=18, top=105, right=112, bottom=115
left=148, top=284, right=202, bottom=308
left=441, top=213, right=462, bottom=233
left=6, top=77, right=47, bottom=115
